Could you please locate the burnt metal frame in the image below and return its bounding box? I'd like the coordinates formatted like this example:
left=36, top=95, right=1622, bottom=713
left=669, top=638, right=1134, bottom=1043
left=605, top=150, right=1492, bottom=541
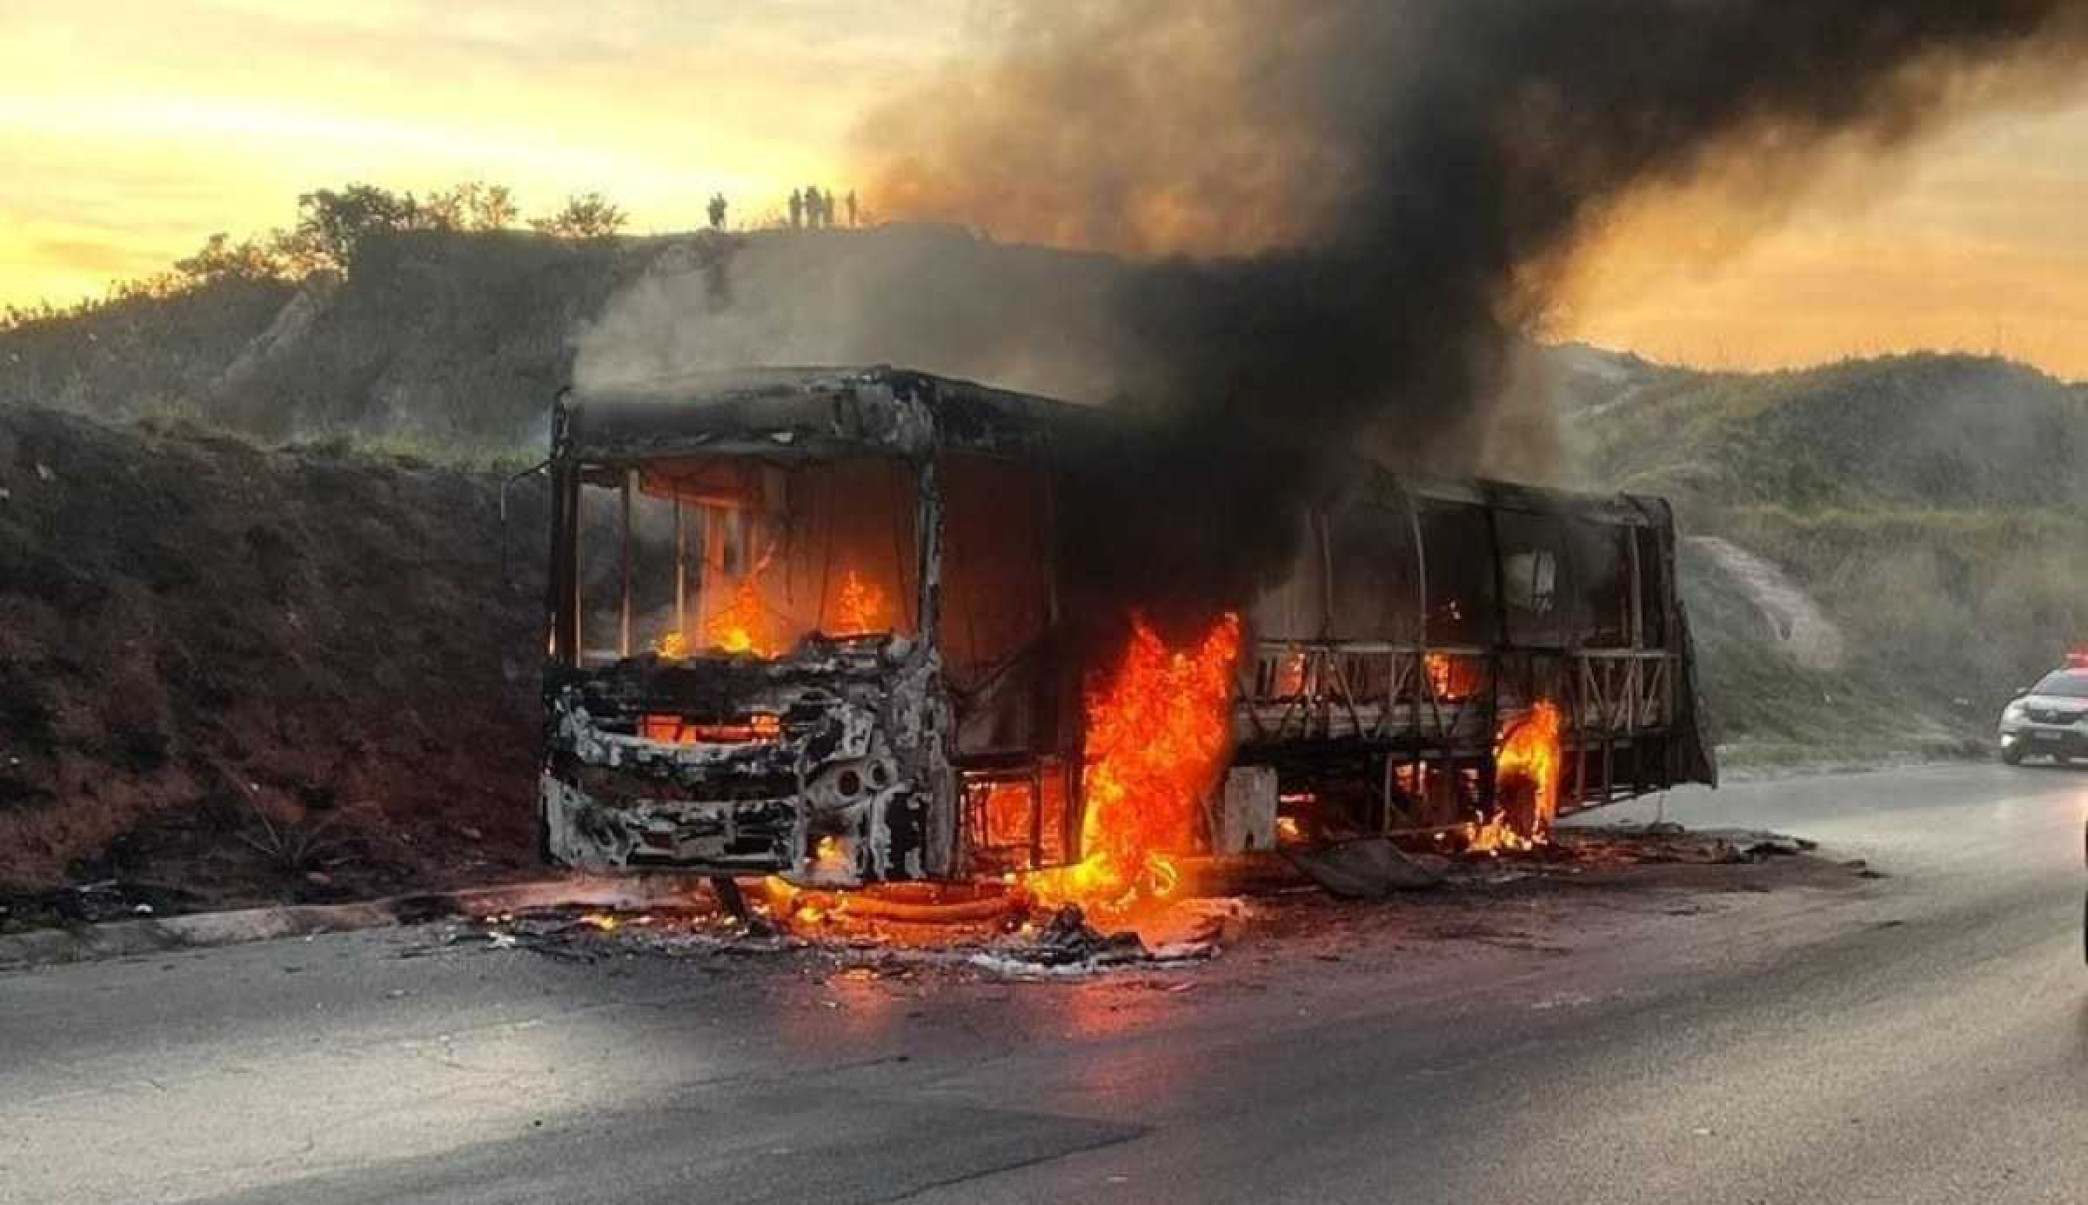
left=539, top=368, right=1712, bottom=880
left=543, top=373, right=1083, bottom=879
left=560, top=456, right=935, bottom=661
left=1232, top=483, right=1693, bottom=833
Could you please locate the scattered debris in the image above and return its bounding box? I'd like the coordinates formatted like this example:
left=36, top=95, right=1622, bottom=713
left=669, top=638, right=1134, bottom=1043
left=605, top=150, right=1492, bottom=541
left=1555, top=826, right=1822, bottom=868
left=1287, top=837, right=1446, bottom=898
left=439, top=893, right=1221, bottom=980
left=407, top=820, right=1852, bottom=983
left=988, top=905, right=1149, bottom=968
left=710, top=876, right=755, bottom=924
left=1739, top=836, right=1816, bottom=861
left=0, top=880, right=202, bottom=929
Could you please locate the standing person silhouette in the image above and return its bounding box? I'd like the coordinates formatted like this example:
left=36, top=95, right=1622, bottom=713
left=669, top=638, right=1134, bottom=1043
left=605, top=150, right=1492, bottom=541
left=787, top=188, right=804, bottom=229
left=845, top=189, right=858, bottom=227
left=707, top=193, right=727, bottom=230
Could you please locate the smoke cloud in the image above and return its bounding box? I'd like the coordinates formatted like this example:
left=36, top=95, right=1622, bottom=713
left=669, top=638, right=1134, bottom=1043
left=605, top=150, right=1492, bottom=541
left=571, top=227, right=1131, bottom=404
left=579, top=2, right=2088, bottom=627
left=857, top=0, right=2088, bottom=473
left=834, top=0, right=2088, bottom=622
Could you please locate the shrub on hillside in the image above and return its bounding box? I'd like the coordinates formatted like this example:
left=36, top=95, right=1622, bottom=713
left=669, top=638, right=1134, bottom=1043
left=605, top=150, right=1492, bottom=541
left=529, top=192, right=628, bottom=240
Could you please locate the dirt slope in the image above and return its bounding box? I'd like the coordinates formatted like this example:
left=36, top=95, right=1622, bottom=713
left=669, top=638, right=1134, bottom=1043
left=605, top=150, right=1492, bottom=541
left=1686, top=536, right=1845, bottom=671
left=0, top=405, right=549, bottom=906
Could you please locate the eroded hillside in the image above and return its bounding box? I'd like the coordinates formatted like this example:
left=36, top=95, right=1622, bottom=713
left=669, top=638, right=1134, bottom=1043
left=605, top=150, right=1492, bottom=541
left=0, top=405, right=547, bottom=900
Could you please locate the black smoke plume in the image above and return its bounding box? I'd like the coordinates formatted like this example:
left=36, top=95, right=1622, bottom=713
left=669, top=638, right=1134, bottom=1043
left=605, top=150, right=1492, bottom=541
left=857, top=0, right=2088, bottom=625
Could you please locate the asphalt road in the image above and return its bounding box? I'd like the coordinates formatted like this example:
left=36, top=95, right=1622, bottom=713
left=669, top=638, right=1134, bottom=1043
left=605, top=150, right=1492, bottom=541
left=4, top=763, right=2084, bottom=1204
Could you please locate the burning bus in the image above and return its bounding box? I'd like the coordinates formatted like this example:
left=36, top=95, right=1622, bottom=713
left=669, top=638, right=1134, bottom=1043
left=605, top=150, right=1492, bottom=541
left=538, top=367, right=1715, bottom=891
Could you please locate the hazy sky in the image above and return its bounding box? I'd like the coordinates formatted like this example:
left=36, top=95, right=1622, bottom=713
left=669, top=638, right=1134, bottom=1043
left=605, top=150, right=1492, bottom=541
left=5, top=0, right=2086, bottom=377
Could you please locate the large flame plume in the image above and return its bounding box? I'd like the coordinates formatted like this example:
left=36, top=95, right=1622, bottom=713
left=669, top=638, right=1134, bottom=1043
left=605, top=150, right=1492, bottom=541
left=1469, top=700, right=1565, bottom=853
left=765, top=614, right=1241, bottom=937
left=1031, top=612, right=1243, bottom=914
left=705, top=573, right=771, bottom=656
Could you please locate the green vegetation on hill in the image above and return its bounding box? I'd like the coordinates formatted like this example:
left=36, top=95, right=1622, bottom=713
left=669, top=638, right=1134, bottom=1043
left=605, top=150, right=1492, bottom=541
left=1561, top=347, right=2088, bottom=765
left=2, top=226, right=670, bottom=448
left=0, top=179, right=652, bottom=449
left=1572, top=352, right=2086, bottom=510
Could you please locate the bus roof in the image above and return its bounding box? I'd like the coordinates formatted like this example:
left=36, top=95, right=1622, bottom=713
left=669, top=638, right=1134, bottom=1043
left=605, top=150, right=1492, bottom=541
left=558, top=366, right=1096, bottom=463
left=556, top=365, right=1670, bottom=528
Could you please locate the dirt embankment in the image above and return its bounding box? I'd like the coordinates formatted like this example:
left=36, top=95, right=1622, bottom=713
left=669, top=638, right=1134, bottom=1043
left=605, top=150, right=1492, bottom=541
left=0, top=405, right=549, bottom=910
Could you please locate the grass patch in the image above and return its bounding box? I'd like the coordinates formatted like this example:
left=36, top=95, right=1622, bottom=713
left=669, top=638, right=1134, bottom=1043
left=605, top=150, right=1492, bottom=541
left=284, top=428, right=539, bottom=474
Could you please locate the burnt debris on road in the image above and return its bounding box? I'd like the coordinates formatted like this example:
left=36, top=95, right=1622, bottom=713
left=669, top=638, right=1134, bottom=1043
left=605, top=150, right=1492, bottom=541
left=431, top=824, right=1857, bottom=983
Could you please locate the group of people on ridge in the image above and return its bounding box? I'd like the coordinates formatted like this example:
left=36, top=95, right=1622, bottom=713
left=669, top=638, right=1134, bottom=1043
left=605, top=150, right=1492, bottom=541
left=698, top=188, right=862, bottom=232
left=788, top=186, right=855, bottom=229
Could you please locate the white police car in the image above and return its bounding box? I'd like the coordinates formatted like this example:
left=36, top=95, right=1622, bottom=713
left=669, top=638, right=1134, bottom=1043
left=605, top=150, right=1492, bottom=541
left=1998, top=656, right=2088, bottom=766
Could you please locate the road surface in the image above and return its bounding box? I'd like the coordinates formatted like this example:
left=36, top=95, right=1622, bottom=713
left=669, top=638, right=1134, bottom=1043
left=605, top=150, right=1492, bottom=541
left=3, top=763, right=2084, bottom=1203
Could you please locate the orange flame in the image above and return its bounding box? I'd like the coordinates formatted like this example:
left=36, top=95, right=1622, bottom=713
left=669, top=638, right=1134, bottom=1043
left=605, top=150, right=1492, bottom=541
left=1273, top=650, right=1308, bottom=697
left=705, top=572, right=773, bottom=656
left=811, top=834, right=851, bottom=876
left=832, top=569, right=888, bottom=636
left=1425, top=652, right=1453, bottom=699
left=639, top=713, right=780, bottom=744
left=655, top=630, right=690, bottom=659
left=1469, top=699, right=1564, bottom=853
left=1031, top=613, right=1243, bottom=914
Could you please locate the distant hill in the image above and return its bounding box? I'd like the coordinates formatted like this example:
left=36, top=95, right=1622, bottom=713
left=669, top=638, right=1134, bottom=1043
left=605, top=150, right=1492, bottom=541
left=0, top=229, right=657, bottom=446
left=0, top=224, right=1131, bottom=450
left=1561, top=349, right=2088, bottom=511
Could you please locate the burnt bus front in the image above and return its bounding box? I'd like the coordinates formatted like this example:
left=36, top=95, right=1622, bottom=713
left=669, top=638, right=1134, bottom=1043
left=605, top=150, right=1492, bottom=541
left=538, top=370, right=1082, bottom=888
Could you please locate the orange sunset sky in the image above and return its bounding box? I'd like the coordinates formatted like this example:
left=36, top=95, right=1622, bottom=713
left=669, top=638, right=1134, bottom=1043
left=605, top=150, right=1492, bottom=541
left=5, top=0, right=2086, bottom=378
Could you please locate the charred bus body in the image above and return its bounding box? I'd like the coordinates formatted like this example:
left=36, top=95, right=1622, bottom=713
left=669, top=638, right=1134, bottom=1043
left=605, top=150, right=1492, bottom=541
left=541, top=368, right=1080, bottom=886
left=539, top=367, right=1715, bottom=886
left=1236, top=474, right=1716, bottom=844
